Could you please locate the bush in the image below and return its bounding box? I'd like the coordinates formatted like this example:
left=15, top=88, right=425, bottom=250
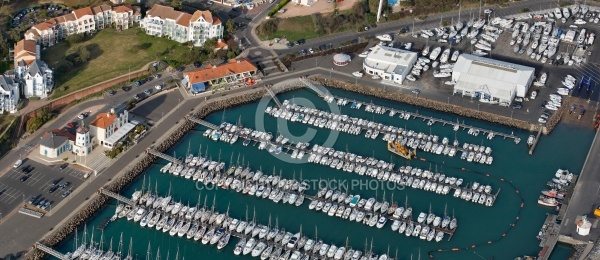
left=268, top=0, right=291, bottom=17
left=256, top=19, right=279, bottom=37
left=67, top=34, right=86, bottom=45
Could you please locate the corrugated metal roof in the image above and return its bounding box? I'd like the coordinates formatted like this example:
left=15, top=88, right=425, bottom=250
left=453, top=54, right=534, bottom=98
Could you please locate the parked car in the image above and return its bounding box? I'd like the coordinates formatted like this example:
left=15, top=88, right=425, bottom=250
left=62, top=189, right=72, bottom=198
left=143, top=89, right=153, bottom=96
left=411, top=89, right=420, bottom=95
left=20, top=175, right=29, bottom=182
left=49, top=186, right=58, bottom=193
left=296, top=39, right=305, bottom=45
left=22, top=165, right=33, bottom=173
left=484, top=8, right=493, bottom=14
left=28, top=195, right=40, bottom=204
left=352, top=71, right=364, bottom=77
left=155, top=85, right=163, bottom=91
left=66, top=122, right=76, bottom=128
left=122, top=86, right=131, bottom=92
left=13, top=160, right=22, bottom=168
left=309, top=48, right=314, bottom=54
left=59, top=181, right=71, bottom=189
left=286, top=42, right=294, bottom=48
left=52, top=178, right=61, bottom=185
left=36, top=199, right=46, bottom=208
left=59, top=163, right=68, bottom=170
left=108, top=90, right=116, bottom=96
left=512, top=102, right=523, bottom=109
left=133, top=94, right=141, bottom=101
left=530, top=90, right=538, bottom=99
left=77, top=113, right=87, bottom=120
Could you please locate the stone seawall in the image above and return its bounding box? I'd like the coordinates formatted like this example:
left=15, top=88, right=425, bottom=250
left=312, top=77, right=544, bottom=133
left=27, top=89, right=270, bottom=260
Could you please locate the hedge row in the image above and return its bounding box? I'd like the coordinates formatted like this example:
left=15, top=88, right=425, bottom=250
left=268, top=0, right=291, bottom=17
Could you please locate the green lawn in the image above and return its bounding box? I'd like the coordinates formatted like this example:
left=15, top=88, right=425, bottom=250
left=262, top=16, right=324, bottom=42
left=43, top=28, right=190, bottom=98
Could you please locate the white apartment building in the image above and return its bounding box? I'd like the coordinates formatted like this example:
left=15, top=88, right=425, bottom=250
left=141, top=4, right=223, bottom=47
left=0, top=76, right=20, bottom=113
left=24, top=5, right=140, bottom=46
left=13, top=39, right=53, bottom=99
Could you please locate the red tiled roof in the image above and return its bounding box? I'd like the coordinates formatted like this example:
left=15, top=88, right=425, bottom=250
left=43, top=129, right=76, bottom=141
left=213, top=17, right=221, bottom=25
left=191, top=10, right=213, bottom=23
left=176, top=13, right=192, bottom=26
left=147, top=4, right=182, bottom=20
left=73, top=7, right=94, bottom=19
left=113, top=5, right=133, bottom=13
left=185, top=59, right=257, bottom=84
left=90, top=112, right=117, bottom=129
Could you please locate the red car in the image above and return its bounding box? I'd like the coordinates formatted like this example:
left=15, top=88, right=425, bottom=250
left=66, top=122, right=76, bottom=128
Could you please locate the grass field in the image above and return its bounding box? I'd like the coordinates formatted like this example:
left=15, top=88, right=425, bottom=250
left=263, top=16, right=324, bottom=42
left=43, top=28, right=190, bottom=98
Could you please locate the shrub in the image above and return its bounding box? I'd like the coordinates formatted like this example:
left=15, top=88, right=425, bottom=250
left=256, top=19, right=279, bottom=37
left=268, top=0, right=291, bottom=17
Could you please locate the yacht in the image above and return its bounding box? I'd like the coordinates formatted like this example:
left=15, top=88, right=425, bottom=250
left=251, top=242, right=267, bottom=257
left=217, top=233, right=231, bottom=250
left=287, top=233, right=301, bottom=248
left=243, top=238, right=257, bottom=255
left=233, top=238, right=245, bottom=255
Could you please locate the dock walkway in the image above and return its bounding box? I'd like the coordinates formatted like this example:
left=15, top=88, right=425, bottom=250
left=34, top=243, right=70, bottom=260
left=147, top=148, right=183, bottom=165
left=206, top=123, right=498, bottom=206
left=330, top=96, right=522, bottom=143
left=538, top=214, right=560, bottom=260
left=99, top=189, right=135, bottom=206
left=270, top=102, right=496, bottom=164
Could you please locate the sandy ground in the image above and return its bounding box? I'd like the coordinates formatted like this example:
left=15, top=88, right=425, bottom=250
left=276, top=0, right=359, bottom=18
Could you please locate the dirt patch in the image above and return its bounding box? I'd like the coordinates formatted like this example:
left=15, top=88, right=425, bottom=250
left=276, top=0, right=359, bottom=18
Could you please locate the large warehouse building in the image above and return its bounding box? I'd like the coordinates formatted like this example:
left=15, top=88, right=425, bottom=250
left=363, top=44, right=418, bottom=84
left=452, top=54, right=535, bottom=104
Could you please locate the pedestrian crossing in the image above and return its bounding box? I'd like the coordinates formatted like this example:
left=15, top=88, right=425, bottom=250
left=84, top=154, right=112, bottom=175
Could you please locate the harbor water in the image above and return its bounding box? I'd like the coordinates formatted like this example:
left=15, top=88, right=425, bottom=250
left=54, top=87, right=595, bottom=259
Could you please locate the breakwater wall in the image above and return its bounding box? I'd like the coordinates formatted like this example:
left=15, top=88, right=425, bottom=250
left=312, top=77, right=548, bottom=133
left=27, top=88, right=273, bottom=259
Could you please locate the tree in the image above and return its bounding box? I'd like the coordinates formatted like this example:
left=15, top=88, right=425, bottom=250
left=226, top=19, right=236, bottom=35
left=74, top=46, right=91, bottom=63
left=256, top=19, right=279, bottom=37
left=171, top=0, right=182, bottom=9
left=203, top=37, right=218, bottom=49
left=67, top=34, right=85, bottom=45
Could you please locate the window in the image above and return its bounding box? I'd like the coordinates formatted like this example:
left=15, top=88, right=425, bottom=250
left=44, top=149, right=47, bottom=155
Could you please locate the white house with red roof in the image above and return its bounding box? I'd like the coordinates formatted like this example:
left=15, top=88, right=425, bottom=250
left=140, top=4, right=223, bottom=46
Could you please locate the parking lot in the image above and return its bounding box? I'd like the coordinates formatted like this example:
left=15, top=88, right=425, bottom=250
left=0, top=159, right=88, bottom=215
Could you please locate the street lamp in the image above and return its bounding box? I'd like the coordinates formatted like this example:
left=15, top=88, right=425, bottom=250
left=447, top=96, right=450, bottom=104
left=511, top=110, right=514, bottom=119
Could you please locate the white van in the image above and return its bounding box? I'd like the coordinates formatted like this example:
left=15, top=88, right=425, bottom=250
left=13, top=159, right=23, bottom=168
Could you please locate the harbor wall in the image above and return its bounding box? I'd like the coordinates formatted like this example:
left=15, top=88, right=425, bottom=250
left=311, top=77, right=545, bottom=133
left=27, top=88, right=274, bottom=260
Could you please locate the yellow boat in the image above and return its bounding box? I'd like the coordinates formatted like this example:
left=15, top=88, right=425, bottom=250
left=387, top=141, right=416, bottom=160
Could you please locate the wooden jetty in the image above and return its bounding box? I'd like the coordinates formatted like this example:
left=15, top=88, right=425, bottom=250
left=537, top=214, right=560, bottom=260
left=207, top=124, right=498, bottom=206
left=99, top=188, right=135, bottom=206
left=308, top=195, right=457, bottom=240
left=528, top=128, right=543, bottom=155
left=328, top=96, right=522, bottom=143
left=268, top=103, right=495, bottom=163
